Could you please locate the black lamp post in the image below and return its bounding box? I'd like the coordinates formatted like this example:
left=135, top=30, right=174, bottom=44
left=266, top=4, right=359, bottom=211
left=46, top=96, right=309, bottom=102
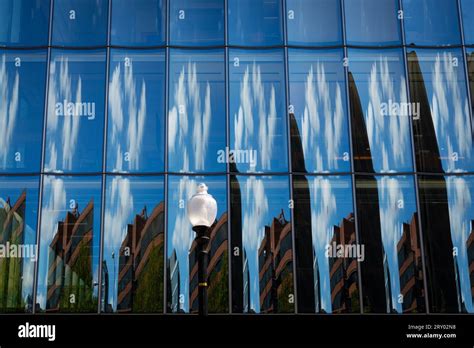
left=187, top=183, right=217, bottom=316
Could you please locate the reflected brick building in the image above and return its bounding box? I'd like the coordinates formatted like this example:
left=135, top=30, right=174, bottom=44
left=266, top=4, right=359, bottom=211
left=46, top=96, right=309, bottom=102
left=467, top=222, right=474, bottom=303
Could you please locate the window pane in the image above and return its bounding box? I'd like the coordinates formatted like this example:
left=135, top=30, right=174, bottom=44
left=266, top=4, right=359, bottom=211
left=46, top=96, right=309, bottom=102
left=167, top=176, right=228, bottom=313
left=344, top=0, right=401, bottom=46
left=288, top=49, right=350, bottom=173
left=44, top=49, right=106, bottom=173
left=348, top=48, right=413, bottom=173
left=52, top=0, right=108, bottom=47
left=293, top=175, right=360, bottom=313
left=36, top=175, right=102, bottom=312
left=102, top=175, right=164, bottom=312
left=356, top=175, right=425, bottom=313
left=402, top=0, right=461, bottom=46
left=228, top=0, right=283, bottom=46
left=168, top=49, right=226, bottom=173
left=107, top=49, right=165, bottom=173
left=408, top=48, right=474, bottom=173
left=0, top=50, right=47, bottom=173
left=111, top=0, right=166, bottom=46
left=229, top=49, right=288, bottom=173
left=418, top=175, right=474, bottom=313
left=286, top=0, right=342, bottom=46
left=0, top=176, right=39, bottom=313
left=461, top=0, right=474, bottom=45
left=467, top=49, right=474, bottom=120
left=231, top=175, right=294, bottom=313
left=0, top=0, right=50, bottom=47
left=169, top=0, right=224, bottom=46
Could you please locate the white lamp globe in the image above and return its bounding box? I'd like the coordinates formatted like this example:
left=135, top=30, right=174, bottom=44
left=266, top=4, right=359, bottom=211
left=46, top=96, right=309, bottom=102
left=187, top=183, right=217, bottom=228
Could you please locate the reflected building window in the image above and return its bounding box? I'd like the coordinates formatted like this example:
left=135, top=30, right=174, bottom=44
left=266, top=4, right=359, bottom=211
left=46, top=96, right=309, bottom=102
left=348, top=48, right=413, bottom=173
left=44, top=49, right=106, bottom=173
left=107, top=50, right=165, bottom=173
left=467, top=49, right=474, bottom=123
left=36, top=176, right=102, bottom=312
left=0, top=50, right=47, bottom=173
left=166, top=176, right=228, bottom=313
left=102, top=176, right=165, bottom=313
left=408, top=48, right=474, bottom=173
left=288, top=49, right=350, bottom=173
left=0, top=177, right=39, bottom=313
left=230, top=175, right=294, bottom=313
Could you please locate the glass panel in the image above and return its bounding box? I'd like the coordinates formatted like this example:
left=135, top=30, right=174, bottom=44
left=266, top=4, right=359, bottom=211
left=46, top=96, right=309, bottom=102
left=52, top=0, right=108, bottom=47
left=228, top=0, right=283, bottom=46
left=467, top=49, right=474, bottom=121
left=348, top=48, right=413, bottom=173
left=0, top=176, right=39, bottom=313
left=418, top=175, right=474, bottom=313
left=288, top=48, right=350, bottom=173
left=107, top=49, right=165, bottom=173
left=110, top=0, right=166, bottom=46
left=402, top=0, right=461, bottom=46
left=169, top=0, right=224, bottom=47
left=461, top=0, right=474, bottom=45
left=293, top=175, right=360, bottom=313
left=286, top=0, right=342, bottom=46
left=230, top=175, right=294, bottom=313
left=356, top=175, right=425, bottom=313
left=36, top=175, right=102, bottom=312
left=167, top=175, right=228, bottom=313
left=102, top=175, right=164, bottom=312
left=229, top=49, right=288, bottom=173
left=0, top=50, right=47, bottom=173
left=44, top=49, right=106, bottom=173
left=0, top=0, right=50, bottom=47
left=344, top=0, right=402, bottom=46
left=168, top=49, right=226, bottom=173
left=408, top=48, right=474, bottom=173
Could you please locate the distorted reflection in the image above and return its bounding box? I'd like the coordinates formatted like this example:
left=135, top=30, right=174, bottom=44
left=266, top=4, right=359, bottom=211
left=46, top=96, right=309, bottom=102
left=356, top=175, right=425, bottom=313
left=461, top=0, right=474, bottom=45
left=36, top=176, right=102, bottom=312
left=168, top=50, right=225, bottom=173
left=167, top=176, right=228, bottom=313
left=102, top=176, right=164, bottom=312
left=467, top=50, right=474, bottom=120
left=288, top=49, right=350, bottom=173
left=408, top=49, right=474, bottom=173
left=349, top=49, right=413, bottom=173
left=293, top=175, right=359, bottom=313
left=0, top=177, right=39, bottom=312
left=108, top=50, right=165, bottom=173
left=231, top=175, right=293, bottom=313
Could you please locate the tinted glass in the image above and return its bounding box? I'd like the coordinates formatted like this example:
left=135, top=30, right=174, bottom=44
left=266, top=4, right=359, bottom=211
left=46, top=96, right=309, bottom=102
left=408, top=48, right=474, bottom=173
left=344, top=0, right=402, bottom=46
left=402, top=0, right=461, bottom=46
left=44, top=49, right=106, bottom=173
left=167, top=176, right=228, bottom=313
left=169, top=0, right=224, bottom=46
left=293, top=175, right=360, bottom=313
left=348, top=48, right=413, bottom=173
left=228, top=0, right=283, bottom=46
left=52, top=0, right=108, bottom=47
left=0, top=50, right=47, bottom=173
left=102, top=175, right=164, bottom=312
left=168, top=49, right=226, bottom=173
left=418, top=175, right=474, bottom=313
left=356, top=175, right=425, bottom=313
left=111, top=0, right=166, bottom=46
left=468, top=49, right=474, bottom=118
left=0, top=0, right=50, bottom=47
left=461, top=0, right=474, bottom=45
left=230, top=175, right=294, bottom=313
left=288, top=48, right=350, bottom=173
left=0, top=176, right=39, bottom=312
left=229, top=49, right=288, bottom=173
left=107, top=49, right=165, bottom=173
left=286, top=0, right=342, bottom=46
left=36, top=175, right=102, bottom=312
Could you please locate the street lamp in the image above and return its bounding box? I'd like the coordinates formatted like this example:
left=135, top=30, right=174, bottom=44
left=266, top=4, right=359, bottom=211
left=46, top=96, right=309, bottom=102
left=187, top=183, right=217, bottom=316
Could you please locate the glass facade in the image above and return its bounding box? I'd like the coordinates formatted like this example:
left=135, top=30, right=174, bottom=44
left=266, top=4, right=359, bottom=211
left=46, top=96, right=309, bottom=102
left=0, top=0, right=474, bottom=315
